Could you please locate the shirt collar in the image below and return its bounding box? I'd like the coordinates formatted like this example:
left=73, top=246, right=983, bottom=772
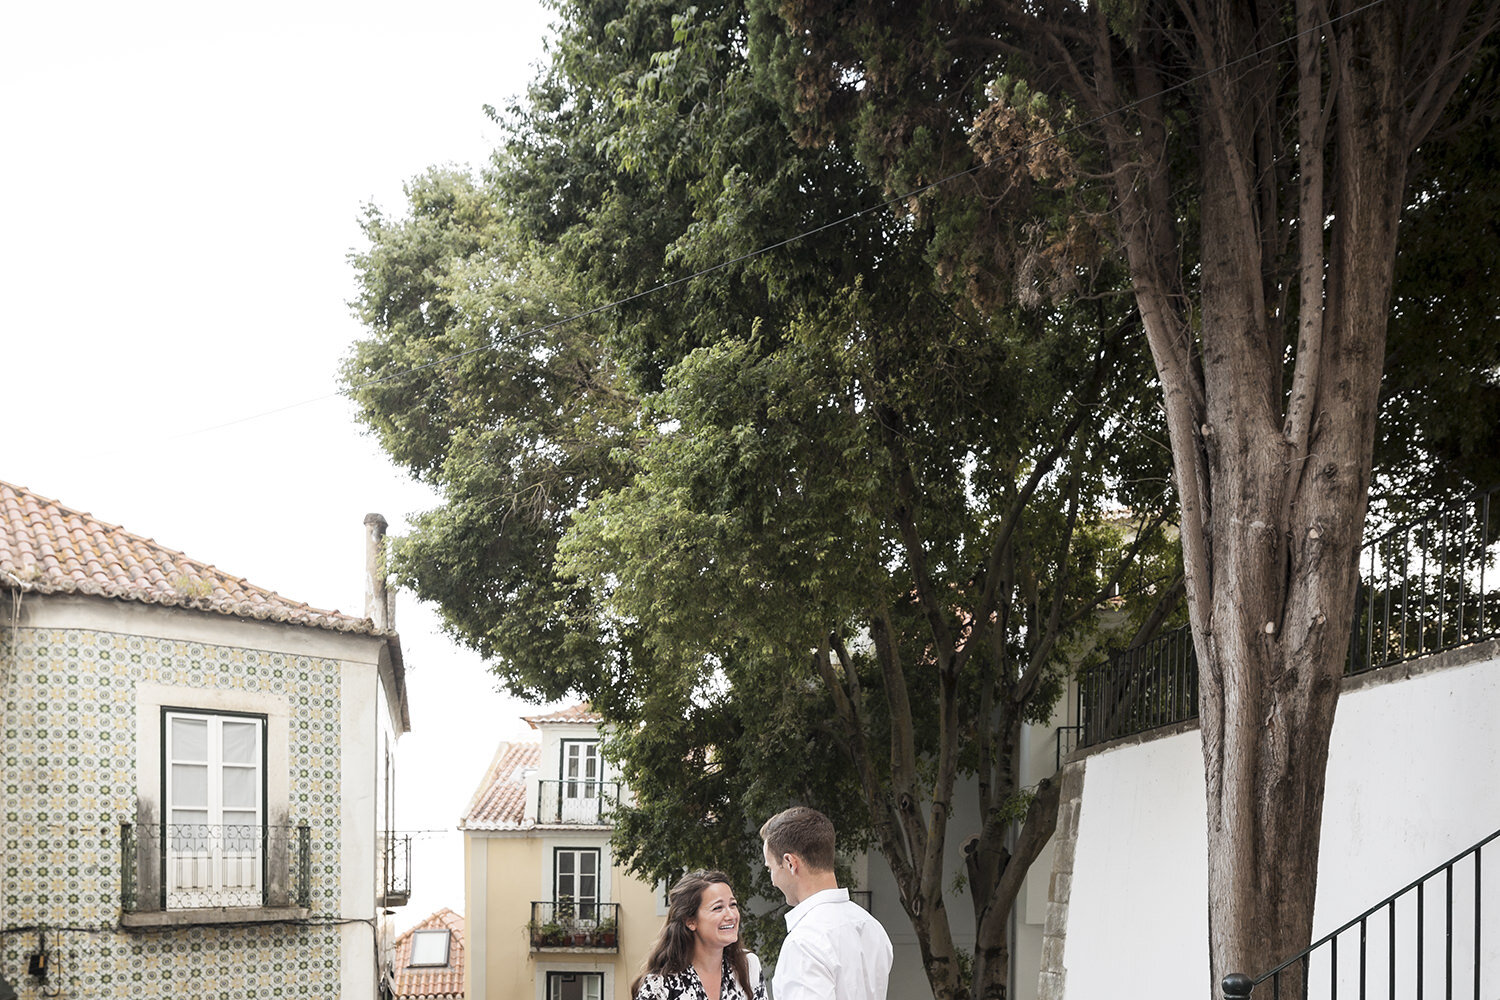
left=784, top=886, right=850, bottom=930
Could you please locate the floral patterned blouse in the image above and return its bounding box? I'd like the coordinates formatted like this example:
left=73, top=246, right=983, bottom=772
left=633, top=955, right=767, bottom=1000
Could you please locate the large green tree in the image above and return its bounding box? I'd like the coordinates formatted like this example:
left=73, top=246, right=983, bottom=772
left=1377, top=35, right=1500, bottom=511
left=765, top=0, right=1499, bottom=992
left=344, top=2, right=1179, bottom=997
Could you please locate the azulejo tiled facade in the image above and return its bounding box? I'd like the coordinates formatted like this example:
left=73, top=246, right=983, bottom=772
left=1, top=627, right=343, bottom=998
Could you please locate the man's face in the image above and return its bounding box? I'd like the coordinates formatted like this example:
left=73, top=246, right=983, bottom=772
left=763, top=840, right=800, bottom=905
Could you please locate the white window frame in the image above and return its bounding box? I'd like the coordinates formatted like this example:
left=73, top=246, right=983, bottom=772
left=560, top=740, right=601, bottom=799
left=546, top=971, right=603, bottom=1000
left=162, top=708, right=266, bottom=908
left=553, top=847, right=601, bottom=922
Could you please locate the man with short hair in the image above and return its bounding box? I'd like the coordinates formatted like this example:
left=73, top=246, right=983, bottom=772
left=760, top=806, right=893, bottom=1000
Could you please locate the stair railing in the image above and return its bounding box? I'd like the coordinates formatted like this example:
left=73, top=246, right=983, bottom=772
left=1222, top=827, right=1498, bottom=999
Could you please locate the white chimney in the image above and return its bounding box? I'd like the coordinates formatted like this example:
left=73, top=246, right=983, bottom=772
left=364, top=513, right=390, bottom=631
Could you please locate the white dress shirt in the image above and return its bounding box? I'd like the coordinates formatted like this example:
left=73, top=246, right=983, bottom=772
left=772, top=887, right=893, bottom=1000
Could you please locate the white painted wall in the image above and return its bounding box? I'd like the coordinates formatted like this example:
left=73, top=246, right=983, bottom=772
left=1057, top=643, right=1500, bottom=999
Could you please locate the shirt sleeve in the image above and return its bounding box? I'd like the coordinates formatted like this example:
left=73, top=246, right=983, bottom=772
left=744, top=952, right=767, bottom=1000
left=771, top=934, right=836, bottom=1000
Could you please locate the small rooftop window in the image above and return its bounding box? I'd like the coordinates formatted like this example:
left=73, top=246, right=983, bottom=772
left=408, top=929, right=451, bottom=967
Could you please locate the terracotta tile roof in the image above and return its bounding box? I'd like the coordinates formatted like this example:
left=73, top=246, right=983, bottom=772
left=393, top=907, right=465, bottom=999
left=524, top=701, right=603, bottom=727
left=0, top=479, right=385, bottom=637
left=460, top=741, right=542, bottom=831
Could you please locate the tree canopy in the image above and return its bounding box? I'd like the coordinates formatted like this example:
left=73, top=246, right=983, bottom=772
left=1378, top=35, right=1500, bottom=511
left=344, top=1, right=1179, bottom=997
left=761, top=0, right=1498, bottom=991
left=344, top=1, right=1500, bottom=996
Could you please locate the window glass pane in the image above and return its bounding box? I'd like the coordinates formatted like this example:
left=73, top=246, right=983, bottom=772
left=221, top=721, right=258, bottom=764
left=169, top=809, right=210, bottom=849
left=557, top=849, right=599, bottom=905
left=222, top=765, right=258, bottom=809
left=172, top=763, right=208, bottom=806
left=548, top=973, right=602, bottom=1000
left=221, top=810, right=258, bottom=851
left=171, top=717, right=208, bottom=762
left=409, top=930, right=450, bottom=966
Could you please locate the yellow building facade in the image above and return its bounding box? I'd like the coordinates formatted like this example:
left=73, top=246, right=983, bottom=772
left=461, top=705, right=662, bottom=1000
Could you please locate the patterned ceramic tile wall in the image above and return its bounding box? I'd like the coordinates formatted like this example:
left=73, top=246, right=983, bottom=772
left=1, top=627, right=346, bottom=998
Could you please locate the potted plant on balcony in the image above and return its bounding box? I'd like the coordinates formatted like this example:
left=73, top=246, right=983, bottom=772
left=597, top=916, right=617, bottom=948
left=531, top=919, right=565, bottom=947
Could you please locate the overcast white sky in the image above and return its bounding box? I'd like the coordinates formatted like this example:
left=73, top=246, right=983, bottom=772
left=2, top=0, right=565, bottom=929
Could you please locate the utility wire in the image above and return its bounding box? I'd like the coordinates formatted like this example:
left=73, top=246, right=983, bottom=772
left=182, top=0, right=1385, bottom=438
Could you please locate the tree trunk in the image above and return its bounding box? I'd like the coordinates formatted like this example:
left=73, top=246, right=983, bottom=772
left=1197, top=7, right=1410, bottom=992
left=1088, top=0, right=1484, bottom=989
left=1120, top=3, right=1427, bottom=991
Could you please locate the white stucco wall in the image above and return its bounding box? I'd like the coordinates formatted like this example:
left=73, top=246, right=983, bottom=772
left=1057, top=642, right=1500, bottom=999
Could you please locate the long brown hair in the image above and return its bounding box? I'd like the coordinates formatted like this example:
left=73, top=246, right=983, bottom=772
left=631, top=870, right=752, bottom=998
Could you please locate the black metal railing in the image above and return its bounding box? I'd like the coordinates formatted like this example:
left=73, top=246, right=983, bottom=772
left=1077, top=626, right=1197, bottom=748
left=1351, top=489, right=1499, bottom=674
left=528, top=900, right=620, bottom=950
left=850, top=890, right=872, bottom=911
left=380, top=832, right=411, bottom=907
left=120, top=820, right=312, bottom=911
left=535, top=780, right=620, bottom=824
left=1077, top=487, right=1500, bottom=750
left=1055, top=724, right=1084, bottom=770
left=1222, top=827, right=1499, bottom=999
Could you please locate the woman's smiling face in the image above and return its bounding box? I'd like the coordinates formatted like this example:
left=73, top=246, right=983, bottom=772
left=687, top=880, right=740, bottom=952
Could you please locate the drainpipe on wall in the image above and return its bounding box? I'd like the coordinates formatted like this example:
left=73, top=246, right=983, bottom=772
left=0, top=590, right=28, bottom=983
left=0, top=594, right=13, bottom=987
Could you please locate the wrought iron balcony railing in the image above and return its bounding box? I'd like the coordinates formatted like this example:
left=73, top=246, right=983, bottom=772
left=535, top=780, right=619, bottom=825
left=120, top=820, right=311, bottom=912
left=528, top=900, right=620, bottom=951
left=380, top=832, right=411, bottom=908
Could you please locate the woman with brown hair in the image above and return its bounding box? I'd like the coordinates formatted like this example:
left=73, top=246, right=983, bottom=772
left=630, top=870, right=767, bottom=1000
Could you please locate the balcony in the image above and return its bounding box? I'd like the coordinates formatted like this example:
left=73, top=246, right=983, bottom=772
left=380, top=832, right=412, bottom=908
left=528, top=900, right=620, bottom=952
left=119, top=820, right=311, bottom=927
left=534, top=780, right=619, bottom=825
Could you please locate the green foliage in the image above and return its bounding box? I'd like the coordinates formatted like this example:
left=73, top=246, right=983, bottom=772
left=343, top=0, right=1180, bottom=992
left=1377, top=37, right=1500, bottom=511
left=343, top=166, right=639, bottom=699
